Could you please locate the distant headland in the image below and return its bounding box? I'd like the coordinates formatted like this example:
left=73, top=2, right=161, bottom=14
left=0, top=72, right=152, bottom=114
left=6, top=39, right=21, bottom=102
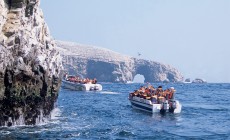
left=55, top=40, right=184, bottom=83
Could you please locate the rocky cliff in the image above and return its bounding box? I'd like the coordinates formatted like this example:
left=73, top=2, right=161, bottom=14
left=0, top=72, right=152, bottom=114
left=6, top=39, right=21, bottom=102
left=56, top=41, right=183, bottom=83
left=0, top=0, right=62, bottom=126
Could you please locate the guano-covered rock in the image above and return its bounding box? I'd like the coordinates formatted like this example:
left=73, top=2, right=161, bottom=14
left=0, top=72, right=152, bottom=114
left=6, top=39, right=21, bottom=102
left=0, top=0, right=62, bottom=126
left=56, top=41, right=183, bottom=83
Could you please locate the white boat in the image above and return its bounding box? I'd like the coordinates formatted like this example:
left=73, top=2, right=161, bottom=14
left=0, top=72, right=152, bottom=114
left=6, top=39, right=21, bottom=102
left=62, top=80, right=103, bottom=91
left=129, top=96, right=182, bottom=114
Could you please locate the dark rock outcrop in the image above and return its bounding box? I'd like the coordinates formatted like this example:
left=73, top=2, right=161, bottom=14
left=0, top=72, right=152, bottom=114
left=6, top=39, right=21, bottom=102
left=192, top=78, right=207, bottom=83
left=56, top=41, right=183, bottom=83
left=0, top=0, right=62, bottom=126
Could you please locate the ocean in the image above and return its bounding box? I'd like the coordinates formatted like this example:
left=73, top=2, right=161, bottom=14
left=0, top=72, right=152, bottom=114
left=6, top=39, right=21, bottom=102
left=0, top=83, right=230, bottom=139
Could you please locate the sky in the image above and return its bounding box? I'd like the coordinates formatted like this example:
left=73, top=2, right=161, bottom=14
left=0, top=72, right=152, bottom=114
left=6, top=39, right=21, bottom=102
left=40, top=0, right=230, bottom=83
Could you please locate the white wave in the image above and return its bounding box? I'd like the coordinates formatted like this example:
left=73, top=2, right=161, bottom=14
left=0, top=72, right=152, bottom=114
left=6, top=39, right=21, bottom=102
left=71, top=112, right=78, bottom=116
left=26, top=130, right=43, bottom=134
left=100, top=91, right=120, bottom=94
left=0, top=131, right=11, bottom=135
left=51, top=108, right=62, bottom=120
left=71, top=133, right=81, bottom=137
left=35, top=108, right=62, bottom=126
left=35, top=110, right=50, bottom=126
left=183, top=103, right=228, bottom=110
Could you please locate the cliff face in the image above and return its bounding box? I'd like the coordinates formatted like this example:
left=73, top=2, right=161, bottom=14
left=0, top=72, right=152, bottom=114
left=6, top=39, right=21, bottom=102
left=56, top=41, right=183, bottom=83
left=0, top=0, right=62, bottom=126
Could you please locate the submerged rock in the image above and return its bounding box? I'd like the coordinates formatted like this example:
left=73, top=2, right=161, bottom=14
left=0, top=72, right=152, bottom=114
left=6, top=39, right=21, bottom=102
left=56, top=41, right=183, bottom=83
left=0, top=0, right=62, bottom=126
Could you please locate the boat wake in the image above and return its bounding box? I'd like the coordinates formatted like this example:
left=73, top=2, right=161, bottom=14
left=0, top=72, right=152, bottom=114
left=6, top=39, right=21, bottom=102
left=100, top=91, right=121, bottom=94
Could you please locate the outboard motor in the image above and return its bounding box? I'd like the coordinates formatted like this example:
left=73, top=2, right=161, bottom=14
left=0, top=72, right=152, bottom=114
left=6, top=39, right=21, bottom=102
left=94, top=86, right=99, bottom=90
left=90, top=86, right=94, bottom=91
left=160, top=101, right=168, bottom=114
left=169, top=100, right=177, bottom=113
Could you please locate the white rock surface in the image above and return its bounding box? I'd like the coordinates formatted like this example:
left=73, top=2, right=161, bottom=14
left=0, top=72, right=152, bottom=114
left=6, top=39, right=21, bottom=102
left=56, top=40, right=183, bottom=83
left=0, top=0, right=63, bottom=126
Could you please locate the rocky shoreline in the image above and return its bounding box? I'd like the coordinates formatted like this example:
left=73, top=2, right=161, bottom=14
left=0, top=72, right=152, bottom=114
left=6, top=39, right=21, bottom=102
left=0, top=0, right=183, bottom=127
left=0, top=0, right=62, bottom=126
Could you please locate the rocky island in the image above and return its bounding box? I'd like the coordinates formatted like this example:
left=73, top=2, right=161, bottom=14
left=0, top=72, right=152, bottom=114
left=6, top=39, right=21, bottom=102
left=0, top=0, right=62, bottom=126
left=56, top=41, right=183, bottom=83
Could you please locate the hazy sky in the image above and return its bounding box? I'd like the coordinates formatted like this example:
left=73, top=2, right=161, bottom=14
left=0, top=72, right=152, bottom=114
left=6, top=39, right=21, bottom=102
left=40, top=0, right=230, bottom=83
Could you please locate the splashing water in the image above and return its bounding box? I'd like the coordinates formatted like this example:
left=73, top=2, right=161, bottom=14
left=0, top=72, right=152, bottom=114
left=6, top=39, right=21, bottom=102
left=0, top=83, right=230, bottom=139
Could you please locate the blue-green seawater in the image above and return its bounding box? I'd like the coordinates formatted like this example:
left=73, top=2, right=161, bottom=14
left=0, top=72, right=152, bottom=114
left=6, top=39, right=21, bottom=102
left=0, top=83, right=230, bottom=140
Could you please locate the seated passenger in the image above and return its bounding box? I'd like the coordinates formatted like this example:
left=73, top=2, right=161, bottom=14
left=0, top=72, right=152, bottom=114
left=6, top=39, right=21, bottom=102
left=155, top=86, right=163, bottom=96
left=94, top=78, right=98, bottom=84
left=140, top=91, right=147, bottom=99
left=164, top=89, right=170, bottom=100
left=81, top=79, right=86, bottom=84
left=85, top=78, right=90, bottom=84
left=149, top=85, right=155, bottom=95
left=169, top=87, right=176, bottom=99
left=138, top=86, right=145, bottom=93
left=144, top=88, right=151, bottom=100
left=75, top=76, right=80, bottom=83
left=69, top=77, right=75, bottom=82
left=134, top=90, right=139, bottom=96
left=129, top=92, right=134, bottom=99
left=151, top=95, right=157, bottom=103
left=63, top=72, right=68, bottom=80
left=88, top=80, right=93, bottom=84
left=158, top=96, right=165, bottom=104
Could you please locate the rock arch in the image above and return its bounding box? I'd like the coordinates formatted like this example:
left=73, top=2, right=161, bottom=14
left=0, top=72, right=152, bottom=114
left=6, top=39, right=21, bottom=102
left=56, top=41, right=184, bottom=83
left=133, top=65, right=152, bottom=83
left=133, top=74, right=145, bottom=83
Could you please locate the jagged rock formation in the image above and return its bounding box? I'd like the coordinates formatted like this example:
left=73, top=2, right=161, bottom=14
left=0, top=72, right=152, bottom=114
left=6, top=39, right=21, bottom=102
left=56, top=41, right=183, bottom=83
left=192, top=78, right=207, bottom=83
left=0, top=0, right=62, bottom=126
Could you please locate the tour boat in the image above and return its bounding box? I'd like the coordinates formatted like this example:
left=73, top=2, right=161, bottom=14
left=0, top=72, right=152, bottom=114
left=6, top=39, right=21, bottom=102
left=62, top=80, right=103, bottom=91
left=129, top=96, right=182, bottom=114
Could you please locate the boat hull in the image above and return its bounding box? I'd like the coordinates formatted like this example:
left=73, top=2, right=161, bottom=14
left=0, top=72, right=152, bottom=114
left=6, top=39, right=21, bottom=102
left=129, top=96, right=182, bottom=114
left=62, top=80, right=103, bottom=91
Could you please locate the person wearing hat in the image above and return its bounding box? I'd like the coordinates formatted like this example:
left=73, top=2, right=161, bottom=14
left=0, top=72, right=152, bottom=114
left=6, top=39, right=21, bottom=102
left=169, top=87, right=176, bottom=99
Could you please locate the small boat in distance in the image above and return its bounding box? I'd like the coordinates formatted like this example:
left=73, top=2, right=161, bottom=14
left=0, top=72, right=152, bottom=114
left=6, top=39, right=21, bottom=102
left=62, top=75, right=102, bottom=91
left=129, top=85, right=182, bottom=114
